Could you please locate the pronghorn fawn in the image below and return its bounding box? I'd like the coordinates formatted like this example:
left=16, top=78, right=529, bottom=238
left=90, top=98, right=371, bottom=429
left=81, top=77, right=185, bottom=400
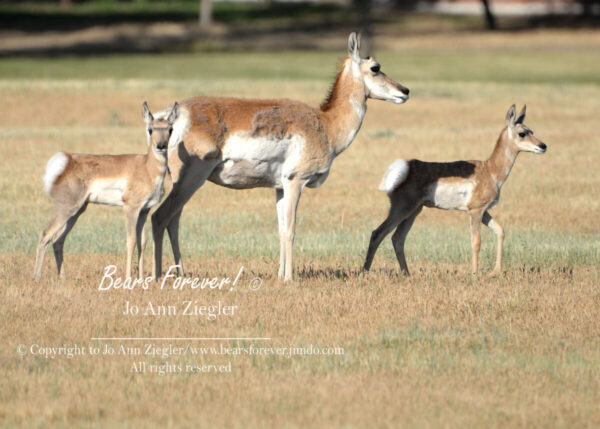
left=151, top=32, right=410, bottom=282
left=363, top=105, right=547, bottom=276
left=33, top=101, right=179, bottom=281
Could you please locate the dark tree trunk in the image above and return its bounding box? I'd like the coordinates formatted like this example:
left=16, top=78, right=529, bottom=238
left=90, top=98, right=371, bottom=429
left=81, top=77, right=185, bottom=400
left=481, top=0, right=497, bottom=30
left=580, top=0, right=593, bottom=17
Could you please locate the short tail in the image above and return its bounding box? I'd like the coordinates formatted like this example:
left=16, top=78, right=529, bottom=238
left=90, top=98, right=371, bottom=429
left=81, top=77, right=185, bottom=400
left=43, top=152, right=69, bottom=195
left=378, top=159, right=409, bottom=194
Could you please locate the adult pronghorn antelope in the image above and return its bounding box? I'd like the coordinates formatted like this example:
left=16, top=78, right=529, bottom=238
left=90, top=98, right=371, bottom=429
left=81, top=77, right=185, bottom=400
left=152, top=32, right=409, bottom=282
left=363, top=105, right=547, bottom=276
left=33, top=102, right=179, bottom=281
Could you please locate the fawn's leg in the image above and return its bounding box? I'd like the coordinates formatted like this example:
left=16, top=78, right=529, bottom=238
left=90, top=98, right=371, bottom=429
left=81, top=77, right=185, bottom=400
left=34, top=202, right=84, bottom=281
left=364, top=198, right=420, bottom=272
left=391, top=206, right=422, bottom=276
left=34, top=214, right=68, bottom=280
left=52, top=202, right=88, bottom=280
left=469, top=209, right=484, bottom=274
left=482, top=210, right=504, bottom=276
left=125, top=207, right=140, bottom=279
left=136, top=208, right=150, bottom=278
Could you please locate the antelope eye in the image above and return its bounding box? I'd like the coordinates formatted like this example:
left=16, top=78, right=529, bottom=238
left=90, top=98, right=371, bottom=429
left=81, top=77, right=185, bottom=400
left=370, top=65, right=380, bottom=73
left=518, top=132, right=526, bottom=138
left=147, top=128, right=153, bottom=135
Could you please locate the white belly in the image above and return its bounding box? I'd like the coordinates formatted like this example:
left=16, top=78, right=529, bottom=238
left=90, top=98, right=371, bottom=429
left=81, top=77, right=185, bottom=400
left=218, top=133, right=305, bottom=187
left=88, top=178, right=127, bottom=206
left=430, top=181, right=474, bottom=211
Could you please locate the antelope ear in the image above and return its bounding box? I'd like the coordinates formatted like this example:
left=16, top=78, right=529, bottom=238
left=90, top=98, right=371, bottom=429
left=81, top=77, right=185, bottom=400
left=347, top=32, right=361, bottom=63
left=506, top=104, right=516, bottom=126
left=515, top=105, right=526, bottom=125
left=142, top=101, right=153, bottom=124
left=167, top=102, right=180, bottom=124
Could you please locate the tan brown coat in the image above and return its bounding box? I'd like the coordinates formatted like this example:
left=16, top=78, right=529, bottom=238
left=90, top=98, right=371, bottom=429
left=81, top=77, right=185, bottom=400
left=151, top=33, right=410, bottom=282
left=33, top=102, right=179, bottom=280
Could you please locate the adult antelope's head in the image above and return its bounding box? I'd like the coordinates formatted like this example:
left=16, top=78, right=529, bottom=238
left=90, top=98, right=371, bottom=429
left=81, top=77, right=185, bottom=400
left=142, top=101, right=180, bottom=153
left=347, top=32, right=409, bottom=104
left=505, top=104, right=547, bottom=154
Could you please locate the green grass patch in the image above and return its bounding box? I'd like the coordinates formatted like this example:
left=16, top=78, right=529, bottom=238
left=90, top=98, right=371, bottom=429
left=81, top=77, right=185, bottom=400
left=1, top=48, right=599, bottom=85
left=5, top=207, right=598, bottom=268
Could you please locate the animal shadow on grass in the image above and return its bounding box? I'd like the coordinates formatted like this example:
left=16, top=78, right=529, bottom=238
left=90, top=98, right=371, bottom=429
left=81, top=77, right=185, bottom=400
left=296, top=266, right=357, bottom=281
left=517, top=265, right=574, bottom=280
left=364, top=266, right=465, bottom=284
left=296, top=265, right=411, bottom=282
left=362, top=266, right=407, bottom=280
left=175, top=264, right=575, bottom=284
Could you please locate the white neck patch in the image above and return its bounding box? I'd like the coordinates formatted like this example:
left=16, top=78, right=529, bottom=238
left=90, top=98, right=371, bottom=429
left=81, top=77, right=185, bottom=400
left=350, top=96, right=366, bottom=119
left=153, top=149, right=167, bottom=164
left=505, top=147, right=515, bottom=164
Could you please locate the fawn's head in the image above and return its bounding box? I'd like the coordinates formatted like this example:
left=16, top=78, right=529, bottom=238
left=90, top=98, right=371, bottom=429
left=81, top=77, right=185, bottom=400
left=142, top=101, right=180, bottom=153
left=346, top=32, right=409, bottom=105
left=505, top=104, right=547, bottom=154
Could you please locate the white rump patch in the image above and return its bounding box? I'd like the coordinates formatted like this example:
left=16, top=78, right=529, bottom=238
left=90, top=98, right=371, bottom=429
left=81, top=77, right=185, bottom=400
left=379, top=159, right=409, bottom=193
left=43, top=152, right=69, bottom=195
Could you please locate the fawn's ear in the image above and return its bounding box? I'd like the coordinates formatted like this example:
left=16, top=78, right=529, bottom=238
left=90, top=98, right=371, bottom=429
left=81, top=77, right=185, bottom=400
left=506, top=104, right=516, bottom=126
left=142, top=101, right=153, bottom=124
left=515, top=105, right=527, bottom=125
left=348, top=32, right=361, bottom=64
left=167, top=102, right=179, bottom=124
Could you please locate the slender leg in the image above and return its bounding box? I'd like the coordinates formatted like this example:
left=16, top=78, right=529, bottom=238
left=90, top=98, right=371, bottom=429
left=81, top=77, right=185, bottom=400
left=52, top=203, right=88, bottom=280
left=152, top=159, right=220, bottom=279
left=275, top=188, right=286, bottom=278
left=166, top=209, right=184, bottom=276
left=282, top=178, right=307, bottom=282
left=363, top=216, right=400, bottom=272
left=482, top=210, right=504, bottom=276
left=34, top=210, right=77, bottom=281
left=136, top=208, right=150, bottom=278
left=363, top=199, right=418, bottom=272
left=391, top=206, right=422, bottom=276
left=469, top=209, right=484, bottom=274
left=124, top=208, right=140, bottom=279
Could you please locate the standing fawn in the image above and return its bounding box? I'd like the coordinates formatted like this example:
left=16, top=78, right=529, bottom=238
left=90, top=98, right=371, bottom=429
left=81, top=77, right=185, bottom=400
left=363, top=105, right=547, bottom=276
left=33, top=101, right=179, bottom=281
left=151, top=32, right=410, bottom=282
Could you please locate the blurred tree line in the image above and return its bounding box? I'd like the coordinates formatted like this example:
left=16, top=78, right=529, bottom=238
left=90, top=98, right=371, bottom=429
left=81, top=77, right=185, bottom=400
left=4, top=0, right=598, bottom=34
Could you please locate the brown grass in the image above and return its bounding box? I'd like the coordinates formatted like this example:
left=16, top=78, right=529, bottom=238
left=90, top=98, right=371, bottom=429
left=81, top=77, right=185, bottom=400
left=2, top=254, right=599, bottom=427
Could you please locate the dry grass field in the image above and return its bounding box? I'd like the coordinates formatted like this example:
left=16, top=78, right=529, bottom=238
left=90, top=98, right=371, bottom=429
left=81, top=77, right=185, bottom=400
left=1, top=30, right=599, bottom=427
